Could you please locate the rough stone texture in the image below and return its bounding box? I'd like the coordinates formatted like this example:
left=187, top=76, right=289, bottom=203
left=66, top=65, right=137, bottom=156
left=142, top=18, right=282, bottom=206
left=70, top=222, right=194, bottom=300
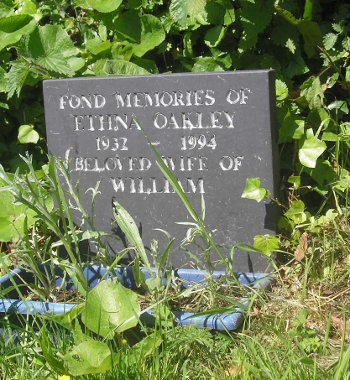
left=43, top=70, right=278, bottom=271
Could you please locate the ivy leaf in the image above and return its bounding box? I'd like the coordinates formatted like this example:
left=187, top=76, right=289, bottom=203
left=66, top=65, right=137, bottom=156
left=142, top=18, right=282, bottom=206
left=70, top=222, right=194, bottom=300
left=192, top=57, right=224, bottom=72
left=299, top=132, right=327, bottom=168
left=18, top=124, right=39, bottom=144
left=170, top=0, right=208, bottom=27
left=21, top=25, right=79, bottom=75
left=253, top=234, right=280, bottom=256
left=284, top=200, right=307, bottom=224
left=278, top=116, right=305, bottom=143
left=85, top=0, right=122, bottom=13
left=328, top=100, right=349, bottom=114
left=0, top=14, right=37, bottom=52
left=81, top=279, right=140, bottom=338
left=63, top=341, right=112, bottom=376
left=241, top=178, right=267, bottom=202
left=131, top=15, right=165, bottom=57
left=303, top=159, right=337, bottom=188
left=288, top=175, right=301, bottom=190
left=92, top=59, right=149, bottom=76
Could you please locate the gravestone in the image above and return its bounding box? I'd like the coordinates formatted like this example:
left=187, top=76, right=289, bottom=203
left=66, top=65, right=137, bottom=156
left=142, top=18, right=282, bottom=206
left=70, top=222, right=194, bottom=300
left=43, top=70, right=278, bottom=272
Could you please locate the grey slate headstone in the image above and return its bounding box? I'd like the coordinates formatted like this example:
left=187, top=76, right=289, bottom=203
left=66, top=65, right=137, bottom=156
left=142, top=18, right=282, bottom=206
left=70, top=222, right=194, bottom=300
left=43, top=70, right=278, bottom=272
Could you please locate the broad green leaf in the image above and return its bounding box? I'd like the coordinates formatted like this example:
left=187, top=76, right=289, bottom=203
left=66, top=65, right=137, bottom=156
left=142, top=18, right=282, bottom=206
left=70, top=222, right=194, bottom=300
left=18, top=0, right=37, bottom=15
left=304, top=159, right=337, bottom=187
left=86, top=38, right=111, bottom=55
left=86, top=0, right=122, bottom=13
left=278, top=117, right=305, bottom=143
left=239, top=0, right=274, bottom=50
left=82, top=280, right=140, bottom=338
left=192, top=57, right=224, bottom=72
left=204, top=26, right=226, bottom=48
left=73, top=0, right=90, bottom=8
left=22, top=25, right=79, bottom=75
left=241, top=178, right=267, bottom=202
left=306, top=107, right=331, bottom=130
left=132, top=57, right=159, bottom=74
left=170, top=0, right=208, bottom=27
left=18, top=124, right=39, bottom=144
left=0, top=171, right=53, bottom=242
left=67, top=57, right=85, bottom=72
left=253, top=235, right=280, bottom=256
left=334, top=174, right=350, bottom=192
left=92, top=59, right=149, bottom=76
left=0, top=217, right=19, bottom=242
left=311, top=209, right=338, bottom=229
left=321, top=132, right=338, bottom=141
left=63, top=341, right=112, bottom=376
left=271, top=19, right=299, bottom=53
left=328, top=100, right=349, bottom=114
left=126, top=332, right=163, bottom=365
left=6, top=60, right=30, bottom=98
left=51, top=304, right=84, bottom=330
left=113, top=201, right=151, bottom=270
left=40, top=328, right=66, bottom=375
left=299, top=133, right=327, bottom=168
left=206, top=2, right=225, bottom=25
left=0, top=201, right=36, bottom=241
left=275, top=79, right=288, bottom=101
left=0, top=1, right=13, bottom=18
left=224, top=7, right=235, bottom=26
left=346, top=66, right=350, bottom=82
left=131, top=15, right=165, bottom=57
left=300, top=76, right=324, bottom=110
left=0, top=179, right=37, bottom=241
left=284, top=51, right=309, bottom=78
left=0, top=14, right=37, bottom=51
left=298, top=20, right=323, bottom=58
left=274, top=4, right=299, bottom=26
left=114, top=10, right=141, bottom=43
left=284, top=200, right=307, bottom=224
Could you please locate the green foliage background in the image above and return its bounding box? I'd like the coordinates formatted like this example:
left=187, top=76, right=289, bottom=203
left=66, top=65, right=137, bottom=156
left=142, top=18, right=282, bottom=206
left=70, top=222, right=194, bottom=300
left=0, top=0, right=349, bottom=237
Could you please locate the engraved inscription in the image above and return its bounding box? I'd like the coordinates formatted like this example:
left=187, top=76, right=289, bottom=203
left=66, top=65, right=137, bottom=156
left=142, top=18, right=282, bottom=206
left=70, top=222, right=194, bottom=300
left=111, top=177, right=205, bottom=194
left=180, top=135, right=217, bottom=151
left=96, top=136, right=128, bottom=151
left=58, top=86, right=252, bottom=195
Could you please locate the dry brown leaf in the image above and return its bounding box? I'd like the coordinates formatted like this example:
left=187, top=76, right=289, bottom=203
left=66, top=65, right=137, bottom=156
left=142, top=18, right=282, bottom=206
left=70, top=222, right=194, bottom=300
left=332, top=316, right=350, bottom=343
left=225, top=365, right=242, bottom=377
left=294, top=232, right=308, bottom=262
